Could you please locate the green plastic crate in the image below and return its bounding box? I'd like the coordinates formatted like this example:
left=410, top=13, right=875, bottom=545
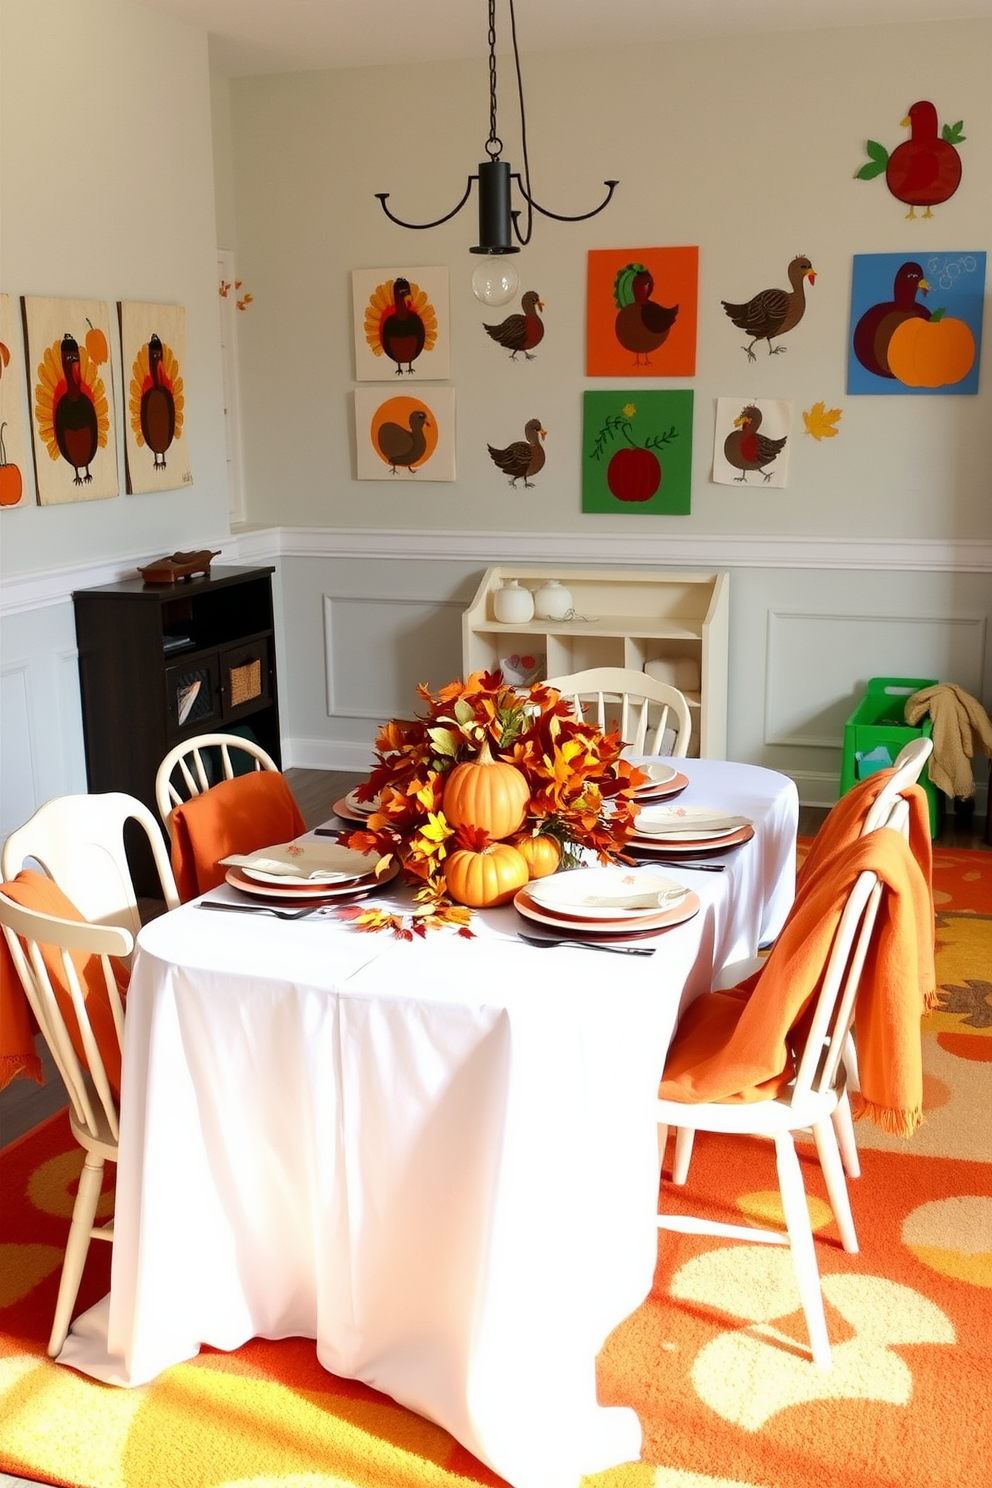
left=839, top=676, right=941, bottom=837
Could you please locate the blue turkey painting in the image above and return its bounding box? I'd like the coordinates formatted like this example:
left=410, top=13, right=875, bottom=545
left=847, top=252, right=984, bottom=394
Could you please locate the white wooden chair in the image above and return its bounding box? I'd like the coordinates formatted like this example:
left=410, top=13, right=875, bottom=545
left=2, top=792, right=179, bottom=940
left=0, top=891, right=132, bottom=1356
left=155, top=732, right=280, bottom=837
left=656, top=847, right=893, bottom=1370
left=544, top=666, right=692, bottom=757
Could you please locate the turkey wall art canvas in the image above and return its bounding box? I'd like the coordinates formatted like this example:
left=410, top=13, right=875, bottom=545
left=352, top=267, right=450, bottom=381
left=22, top=296, right=118, bottom=505
left=354, top=387, right=455, bottom=481
left=582, top=391, right=693, bottom=514
left=713, top=398, right=792, bottom=488
left=855, top=101, right=965, bottom=219
left=586, top=247, right=698, bottom=376
left=0, top=293, right=33, bottom=509
left=119, top=302, right=191, bottom=494
left=847, top=251, right=985, bottom=395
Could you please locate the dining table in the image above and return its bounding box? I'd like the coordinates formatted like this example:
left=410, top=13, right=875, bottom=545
left=57, top=757, right=798, bottom=1488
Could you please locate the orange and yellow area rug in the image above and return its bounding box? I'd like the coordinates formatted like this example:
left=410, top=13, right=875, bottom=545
left=1, top=846, right=989, bottom=1488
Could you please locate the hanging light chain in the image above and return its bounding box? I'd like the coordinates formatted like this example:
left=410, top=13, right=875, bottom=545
left=485, top=0, right=502, bottom=160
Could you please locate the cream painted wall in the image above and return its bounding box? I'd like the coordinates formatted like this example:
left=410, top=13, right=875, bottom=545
left=226, top=19, right=992, bottom=540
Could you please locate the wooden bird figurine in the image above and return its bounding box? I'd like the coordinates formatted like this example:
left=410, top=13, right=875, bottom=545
left=721, top=256, right=815, bottom=361
left=723, top=405, right=786, bottom=483
left=380, top=278, right=426, bottom=375
left=487, top=418, right=546, bottom=488
left=484, top=291, right=545, bottom=360
left=376, top=409, right=430, bottom=473
left=613, top=263, right=678, bottom=366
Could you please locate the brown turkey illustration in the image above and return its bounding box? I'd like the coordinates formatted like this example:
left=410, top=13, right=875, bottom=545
left=721, top=256, right=816, bottom=361
left=723, top=405, right=787, bottom=483
left=52, top=334, right=100, bottom=483
left=487, top=418, right=546, bottom=488
left=484, top=291, right=544, bottom=360
left=376, top=408, right=430, bottom=473
left=139, top=336, right=176, bottom=469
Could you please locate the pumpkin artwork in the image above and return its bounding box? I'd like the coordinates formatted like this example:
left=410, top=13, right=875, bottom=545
left=887, top=309, right=975, bottom=388
left=84, top=318, right=109, bottom=366
left=442, top=738, right=530, bottom=841
left=445, top=835, right=530, bottom=908
left=0, top=421, right=23, bottom=507
left=513, top=830, right=561, bottom=880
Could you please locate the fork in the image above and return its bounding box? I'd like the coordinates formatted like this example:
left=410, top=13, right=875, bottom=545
left=517, top=931, right=655, bottom=956
left=198, top=900, right=317, bottom=921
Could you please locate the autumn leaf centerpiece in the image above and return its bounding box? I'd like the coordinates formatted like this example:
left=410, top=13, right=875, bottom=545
left=338, top=671, right=647, bottom=934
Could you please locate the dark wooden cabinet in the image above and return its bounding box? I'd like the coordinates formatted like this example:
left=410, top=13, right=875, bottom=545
left=73, top=565, right=281, bottom=889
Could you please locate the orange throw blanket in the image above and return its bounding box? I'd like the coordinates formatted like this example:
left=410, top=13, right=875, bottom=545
left=169, top=770, right=307, bottom=901
left=798, top=766, right=932, bottom=895
left=659, top=829, right=935, bottom=1136
left=0, top=871, right=129, bottom=1094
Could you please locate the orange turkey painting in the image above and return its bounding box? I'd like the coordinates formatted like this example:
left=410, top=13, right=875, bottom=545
left=119, top=301, right=191, bottom=493
left=22, top=295, right=118, bottom=504
left=352, top=267, right=450, bottom=381
left=586, top=247, right=698, bottom=377
left=355, top=387, right=455, bottom=481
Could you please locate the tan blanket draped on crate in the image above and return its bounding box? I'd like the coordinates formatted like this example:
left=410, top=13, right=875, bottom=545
left=904, top=683, right=992, bottom=801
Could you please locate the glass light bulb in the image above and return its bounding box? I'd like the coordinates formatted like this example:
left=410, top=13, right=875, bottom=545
left=472, top=258, right=520, bottom=307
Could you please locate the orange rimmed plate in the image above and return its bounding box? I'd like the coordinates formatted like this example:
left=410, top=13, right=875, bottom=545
left=514, top=884, right=700, bottom=937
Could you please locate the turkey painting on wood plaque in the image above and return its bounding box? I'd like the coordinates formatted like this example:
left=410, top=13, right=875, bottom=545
left=354, top=387, right=456, bottom=480
left=352, top=267, right=450, bottom=381
left=847, top=251, right=985, bottom=395
left=22, top=295, right=118, bottom=505
left=586, top=247, right=698, bottom=376
left=582, top=391, right=693, bottom=514
left=119, top=301, right=191, bottom=494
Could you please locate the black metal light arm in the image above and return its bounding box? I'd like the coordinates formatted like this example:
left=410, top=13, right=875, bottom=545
left=374, top=180, right=476, bottom=233
left=511, top=175, right=620, bottom=226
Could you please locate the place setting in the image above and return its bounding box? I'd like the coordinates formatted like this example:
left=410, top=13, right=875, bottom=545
left=512, top=864, right=700, bottom=952
left=626, top=802, right=754, bottom=858
left=199, top=839, right=398, bottom=916
left=628, top=760, right=690, bottom=804
left=329, top=785, right=381, bottom=825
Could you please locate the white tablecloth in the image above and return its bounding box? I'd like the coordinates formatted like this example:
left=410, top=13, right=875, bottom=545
left=58, top=759, right=797, bottom=1488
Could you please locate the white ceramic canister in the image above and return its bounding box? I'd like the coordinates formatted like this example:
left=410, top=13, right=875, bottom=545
left=533, top=578, right=573, bottom=621
left=493, top=578, right=535, bottom=624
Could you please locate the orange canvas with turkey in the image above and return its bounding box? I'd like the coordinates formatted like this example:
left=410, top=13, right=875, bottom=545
left=22, top=295, right=119, bottom=505
left=119, top=301, right=191, bottom=494
left=354, top=386, right=455, bottom=481
left=586, top=246, right=698, bottom=377
left=352, top=266, right=450, bottom=381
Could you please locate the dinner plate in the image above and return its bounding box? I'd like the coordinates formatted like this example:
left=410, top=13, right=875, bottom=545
left=225, top=858, right=398, bottom=900
left=515, top=885, right=700, bottom=936
left=632, top=762, right=677, bottom=790
left=629, top=771, right=689, bottom=802
left=345, top=787, right=380, bottom=815
left=333, top=796, right=378, bottom=825
left=230, top=840, right=383, bottom=887
left=628, top=823, right=755, bottom=856
left=528, top=865, right=689, bottom=921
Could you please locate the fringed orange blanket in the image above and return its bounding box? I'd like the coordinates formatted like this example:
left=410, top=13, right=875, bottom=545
left=659, top=829, right=936, bottom=1136
left=798, top=767, right=933, bottom=905
left=0, top=871, right=129, bottom=1094
left=169, top=770, right=306, bottom=901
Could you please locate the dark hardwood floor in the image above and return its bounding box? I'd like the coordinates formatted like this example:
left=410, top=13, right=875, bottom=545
left=2, top=767, right=987, bottom=1149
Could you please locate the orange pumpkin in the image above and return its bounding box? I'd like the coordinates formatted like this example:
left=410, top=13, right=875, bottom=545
left=442, top=738, right=530, bottom=841
left=513, top=831, right=561, bottom=880
left=84, top=320, right=109, bottom=366
left=0, top=421, right=22, bottom=507
left=887, top=312, right=975, bottom=388
left=445, top=841, right=529, bottom=907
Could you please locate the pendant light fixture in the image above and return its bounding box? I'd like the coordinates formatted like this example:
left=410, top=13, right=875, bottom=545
left=375, top=0, right=619, bottom=306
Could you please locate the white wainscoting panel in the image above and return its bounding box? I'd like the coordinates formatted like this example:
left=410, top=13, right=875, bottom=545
left=1, top=663, right=37, bottom=842
left=766, top=610, right=988, bottom=747
left=323, top=595, right=464, bottom=720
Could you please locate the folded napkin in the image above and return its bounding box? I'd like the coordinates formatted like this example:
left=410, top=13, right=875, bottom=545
left=635, top=811, right=751, bottom=836
left=169, top=771, right=307, bottom=902
left=219, top=855, right=351, bottom=883
left=581, top=885, right=687, bottom=911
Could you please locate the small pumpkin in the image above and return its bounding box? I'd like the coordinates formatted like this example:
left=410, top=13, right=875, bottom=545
left=445, top=839, right=530, bottom=908
left=513, top=831, right=561, bottom=880
left=442, top=738, right=530, bottom=841
left=887, top=310, right=975, bottom=388
left=84, top=318, right=109, bottom=366
left=0, top=422, right=22, bottom=507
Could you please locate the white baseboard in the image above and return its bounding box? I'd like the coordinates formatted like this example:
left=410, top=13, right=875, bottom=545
left=283, top=736, right=377, bottom=773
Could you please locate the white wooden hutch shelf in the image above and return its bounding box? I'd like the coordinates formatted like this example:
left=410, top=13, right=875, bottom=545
left=462, top=567, right=730, bottom=758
